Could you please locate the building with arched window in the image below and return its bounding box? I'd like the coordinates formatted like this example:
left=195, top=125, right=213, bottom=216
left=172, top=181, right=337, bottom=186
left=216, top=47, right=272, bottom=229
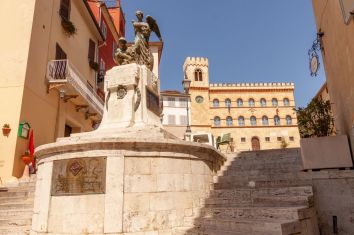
left=177, top=56, right=300, bottom=151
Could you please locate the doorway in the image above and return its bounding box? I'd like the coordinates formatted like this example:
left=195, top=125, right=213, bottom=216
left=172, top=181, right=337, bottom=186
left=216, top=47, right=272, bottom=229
left=251, top=136, right=260, bottom=151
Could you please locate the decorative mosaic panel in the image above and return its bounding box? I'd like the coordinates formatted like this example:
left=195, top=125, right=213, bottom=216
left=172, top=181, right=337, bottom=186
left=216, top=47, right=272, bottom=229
left=51, top=157, right=106, bottom=196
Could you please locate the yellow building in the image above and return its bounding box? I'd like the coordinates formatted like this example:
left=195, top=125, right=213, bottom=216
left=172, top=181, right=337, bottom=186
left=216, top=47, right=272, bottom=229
left=184, top=57, right=300, bottom=151
left=0, top=0, right=105, bottom=184
left=312, top=0, right=354, bottom=152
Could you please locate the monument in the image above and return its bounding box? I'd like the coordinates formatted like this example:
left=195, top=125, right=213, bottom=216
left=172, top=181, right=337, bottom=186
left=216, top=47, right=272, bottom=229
left=31, top=11, right=225, bottom=235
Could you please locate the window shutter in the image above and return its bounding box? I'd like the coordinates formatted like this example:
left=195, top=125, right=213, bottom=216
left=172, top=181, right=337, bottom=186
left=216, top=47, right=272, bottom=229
left=88, top=39, right=96, bottom=62
left=60, top=0, right=70, bottom=20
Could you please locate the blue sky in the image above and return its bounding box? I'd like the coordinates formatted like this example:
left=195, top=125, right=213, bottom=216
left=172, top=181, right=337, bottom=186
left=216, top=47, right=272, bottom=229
left=114, top=1, right=326, bottom=107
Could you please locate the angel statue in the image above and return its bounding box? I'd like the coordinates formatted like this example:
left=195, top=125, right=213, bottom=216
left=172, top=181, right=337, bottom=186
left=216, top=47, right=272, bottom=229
left=131, top=10, right=162, bottom=71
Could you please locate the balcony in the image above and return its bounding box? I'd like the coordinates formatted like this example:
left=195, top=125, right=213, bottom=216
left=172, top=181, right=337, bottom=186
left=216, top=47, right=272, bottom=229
left=46, top=59, right=104, bottom=118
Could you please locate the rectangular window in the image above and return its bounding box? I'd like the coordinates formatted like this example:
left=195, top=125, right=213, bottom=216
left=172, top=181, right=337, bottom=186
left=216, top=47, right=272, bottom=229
left=289, top=136, right=294, bottom=141
left=64, top=124, right=72, bottom=137
left=167, top=97, right=176, bottom=107
left=277, top=137, right=282, bottom=142
left=97, top=59, right=105, bottom=84
left=180, top=115, right=188, bottom=125
left=265, top=137, right=270, bottom=142
left=167, top=115, right=176, bottom=125
left=59, top=0, right=71, bottom=20
left=179, top=98, right=187, bottom=107
left=54, top=43, right=67, bottom=80
left=241, top=137, right=246, bottom=143
left=101, top=21, right=107, bottom=39
left=88, top=39, right=96, bottom=63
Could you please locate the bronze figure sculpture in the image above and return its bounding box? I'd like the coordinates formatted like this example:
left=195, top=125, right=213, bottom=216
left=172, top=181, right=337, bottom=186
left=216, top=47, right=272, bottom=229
left=114, top=10, right=162, bottom=71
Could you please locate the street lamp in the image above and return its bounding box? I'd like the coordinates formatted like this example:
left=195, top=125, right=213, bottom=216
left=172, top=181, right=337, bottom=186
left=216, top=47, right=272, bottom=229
left=182, top=78, right=192, bottom=140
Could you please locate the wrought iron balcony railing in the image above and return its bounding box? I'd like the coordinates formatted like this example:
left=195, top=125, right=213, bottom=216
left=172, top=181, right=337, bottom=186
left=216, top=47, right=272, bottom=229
left=46, top=59, right=104, bottom=116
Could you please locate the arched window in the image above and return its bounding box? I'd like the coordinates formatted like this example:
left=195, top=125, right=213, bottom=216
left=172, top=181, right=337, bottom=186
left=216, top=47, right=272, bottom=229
left=274, top=115, right=280, bottom=126
left=237, top=98, right=243, bottom=107
left=272, top=98, right=278, bottom=107
left=194, top=69, right=203, bottom=81
left=214, top=116, right=221, bottom=127
left=248, top=98, right=255, bottom=107
left=286, top=115, right=292, bottom=125
left=260, top=98, right=267, bottom=107
left=226, top=116, right=233, bottom=126
left=238, top=116, right=245, bottom=126
left=250, top=116, right=257, bottom=126
left=225, top=98, right=231, bottom=107
left=283, top=98, right=290, bottom=106
left=213, top=99, right=219, bottom=107
left=262, top=115, right=269, bottom=125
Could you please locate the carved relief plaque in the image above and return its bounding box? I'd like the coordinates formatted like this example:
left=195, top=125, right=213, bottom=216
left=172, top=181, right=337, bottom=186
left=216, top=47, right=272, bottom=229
left=51, top=157, right=106, bottom=196
left=146, top=87, right=160, bottom=116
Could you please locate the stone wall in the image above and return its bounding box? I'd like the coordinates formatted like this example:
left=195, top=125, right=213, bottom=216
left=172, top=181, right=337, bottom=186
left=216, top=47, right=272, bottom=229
left=123, top=156, right=213, bottom=234
left=32, top=138, right=225, bottom=235
left=310, top=170, right=354, bottom=235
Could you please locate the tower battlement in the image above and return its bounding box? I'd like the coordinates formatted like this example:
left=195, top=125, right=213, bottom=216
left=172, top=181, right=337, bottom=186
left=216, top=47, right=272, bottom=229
left=183, top=57, right=209, bottom=70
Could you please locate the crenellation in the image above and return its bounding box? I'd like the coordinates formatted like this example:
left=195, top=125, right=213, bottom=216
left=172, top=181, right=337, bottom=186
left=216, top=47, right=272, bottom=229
left=208, top=82, right=295, bottom=88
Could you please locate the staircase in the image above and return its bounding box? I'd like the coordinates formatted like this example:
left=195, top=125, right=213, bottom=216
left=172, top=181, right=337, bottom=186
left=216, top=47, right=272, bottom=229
left=178, top=148, right=319, bottom=235
left=0, top=177, right=36, bottom=235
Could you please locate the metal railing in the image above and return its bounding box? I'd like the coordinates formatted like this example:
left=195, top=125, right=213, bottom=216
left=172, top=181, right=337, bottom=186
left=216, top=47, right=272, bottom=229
left=46, top=59, right=104, bottom=116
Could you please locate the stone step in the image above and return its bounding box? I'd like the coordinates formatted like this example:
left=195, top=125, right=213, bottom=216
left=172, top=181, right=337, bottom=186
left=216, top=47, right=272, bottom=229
left=0, top=226, right=31, bottom=235
left=199, top=206, right=315, bottom=221
left=0, top=191, right=34, bottom=198
left=0, top=196, right=33, bottom=204
left=190, top=218, right=302, bottom=235
left=209, top=186, right=313, bottom=199
left=0, top=218, right=32, bottom=227
left=0, top=202, right=34, bottom=210
left=225, top=162, right=303, bottom=172
left=205, top=195, right=312, bottom=208
left=217, top=168, right=307, bottom=177
left=0, top=208, right=33, bottom=218
left=213, top=179, right=313, bottom=190
left=214, top=172, right=311, bottom=183
left=228, top=154, right=301, bottom=165
left=229, top=148, right=301, bottom=159
left=174, top=226, right=288, bottom=235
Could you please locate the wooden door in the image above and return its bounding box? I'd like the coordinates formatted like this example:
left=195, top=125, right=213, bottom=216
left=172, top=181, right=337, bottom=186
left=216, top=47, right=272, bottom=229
left=251, top=137, right=260, bottom=151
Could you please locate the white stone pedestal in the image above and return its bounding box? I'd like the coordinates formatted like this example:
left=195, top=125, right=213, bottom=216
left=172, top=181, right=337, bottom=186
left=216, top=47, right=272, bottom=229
left=31, top=64, right=226, bottom=235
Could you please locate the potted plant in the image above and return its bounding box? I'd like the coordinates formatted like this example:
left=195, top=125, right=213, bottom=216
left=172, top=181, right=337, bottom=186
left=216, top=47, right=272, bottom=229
left=296, top=97, right=352, bottom=169
left=61, top=17, right=77, bottom=37
left=22, top=150, right=34, bottom=165
left=89, top=60, right=99, bottom=71
left=2, top=124, right=11, bottom=137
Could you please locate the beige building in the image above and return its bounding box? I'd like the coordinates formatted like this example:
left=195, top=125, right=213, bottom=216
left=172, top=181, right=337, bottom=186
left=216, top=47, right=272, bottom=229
left=161, top=90, right=190, bottom=139
left=184, top=57, right=300, bottom=151
left=312, top=0, right=354, bottom=152
left=0, top=0, right=105, bottom=183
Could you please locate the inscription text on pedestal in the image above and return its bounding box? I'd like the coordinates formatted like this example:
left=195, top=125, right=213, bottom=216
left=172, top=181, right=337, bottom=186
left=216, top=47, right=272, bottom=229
left=51, top=157, right=106, bottom=196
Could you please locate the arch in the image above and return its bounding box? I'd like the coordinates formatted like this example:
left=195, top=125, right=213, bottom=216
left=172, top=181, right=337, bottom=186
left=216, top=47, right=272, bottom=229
left=250, top=116, right=257, bottom=126
left=248, top=98, right=255, bottom=107
left=251, top=136, right=260, bottom=151
left=214, top=116, right=221, bottom=127
left=283, top=98, right=290, bottom=106
left=225, top=98, right=231, bottom=107
left=194, top=68, right=203, bottom=81
left=238, top=116, right=245, bottom=126
left=272, top=98, right=278, bottom=107
left=260, top=98, right=267, bottom=107
left=226, top=116, right=233, bottom=126
left=274, top=115, right=280, bottom=126
left=286, top=115, right=292, bottom=125
left=237, top=98, right=243, bottom=107
left=262, top=115, right=269, bottom=125
left=213, top=99, right=219, bottom=107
